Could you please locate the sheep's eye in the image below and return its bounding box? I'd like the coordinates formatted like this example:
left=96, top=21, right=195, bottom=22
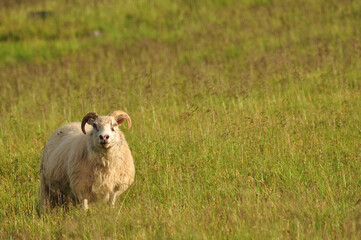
left=92, top=124, right=98, bottom=130
left=111, top=127, right=115, bottom=131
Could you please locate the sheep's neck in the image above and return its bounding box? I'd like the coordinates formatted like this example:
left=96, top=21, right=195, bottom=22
left=88, top=145, right=122, bottom=169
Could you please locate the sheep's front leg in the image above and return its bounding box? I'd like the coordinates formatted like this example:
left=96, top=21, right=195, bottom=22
left=72, top=188, right=90, bottom=210
left=109, top=192, right=119, bottom=207
left=83, top=199, right=89, bottom=210
left=70, top=171, right=92, bottom=210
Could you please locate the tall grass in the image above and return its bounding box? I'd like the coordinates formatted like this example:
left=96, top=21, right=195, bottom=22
left=0, top=0, right=361, bottom=238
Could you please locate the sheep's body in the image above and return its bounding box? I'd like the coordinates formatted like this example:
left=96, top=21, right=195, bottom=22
left=40, top=112, right=134, bottom=209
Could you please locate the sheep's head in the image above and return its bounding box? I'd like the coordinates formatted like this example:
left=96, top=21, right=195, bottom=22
left=81, top=110, right=131, bottom=149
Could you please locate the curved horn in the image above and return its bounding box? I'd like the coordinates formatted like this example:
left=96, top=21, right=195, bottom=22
left=81, top=112, right=98, bottom=134
left=110, top=110, right=131, bottom=130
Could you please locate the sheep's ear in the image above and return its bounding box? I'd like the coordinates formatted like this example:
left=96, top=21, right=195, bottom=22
left=109, top=110, right=131, bottom=130
left=87, top=118, right=95, bottom=125
left=81, top=112, right=99, bottom=134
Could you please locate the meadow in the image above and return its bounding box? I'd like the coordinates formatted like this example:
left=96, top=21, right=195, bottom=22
left=0, top=0, right=361, bottom=238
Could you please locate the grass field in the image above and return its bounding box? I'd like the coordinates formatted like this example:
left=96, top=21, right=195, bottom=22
left=1, top=0, right=361, bottom=238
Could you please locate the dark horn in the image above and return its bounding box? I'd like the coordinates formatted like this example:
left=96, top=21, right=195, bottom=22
left=81, top=112, right=98, bottom=134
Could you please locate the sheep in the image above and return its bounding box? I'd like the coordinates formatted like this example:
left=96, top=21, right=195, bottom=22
left=40, top=110, right=135, bottom=210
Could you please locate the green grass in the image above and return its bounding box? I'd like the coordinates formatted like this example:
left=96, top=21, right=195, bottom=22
left=1, top=0, right=361, bottom=238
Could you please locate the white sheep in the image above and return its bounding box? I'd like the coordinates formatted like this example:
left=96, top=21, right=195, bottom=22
left=40, top=110, right=135, bottom=210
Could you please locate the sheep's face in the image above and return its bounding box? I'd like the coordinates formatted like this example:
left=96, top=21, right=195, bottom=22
left=89, top=117, right=119, bottom=149
left=82, top=111, right=131, bottom=150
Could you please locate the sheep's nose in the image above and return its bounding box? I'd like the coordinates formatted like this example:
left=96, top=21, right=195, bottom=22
left=99, top=135, right=110, bottom=140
